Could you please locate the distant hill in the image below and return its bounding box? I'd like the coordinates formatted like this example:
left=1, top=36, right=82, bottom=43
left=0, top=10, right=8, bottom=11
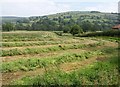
left=2, top=11, right=118, bottom=23
left=1, top=16, right=29, bottom=24
left=1, top=11, right=118, bottom=31
left=28, top=11, right=118, bottom=26
left=50, top=11, right=117, bottom=23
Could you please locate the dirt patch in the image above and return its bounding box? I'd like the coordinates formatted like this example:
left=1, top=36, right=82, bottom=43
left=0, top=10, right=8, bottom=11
left=60, top=55, right=109, bottom=72
left=60, top=56, right=97, bottom=72
left=96, top=56, right=108, bottom=62
left=2, top=68, right=45, bottom=85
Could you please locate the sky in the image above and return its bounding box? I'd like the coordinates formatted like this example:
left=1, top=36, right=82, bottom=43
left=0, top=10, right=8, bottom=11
left=0, top=0, right=119, bottom=17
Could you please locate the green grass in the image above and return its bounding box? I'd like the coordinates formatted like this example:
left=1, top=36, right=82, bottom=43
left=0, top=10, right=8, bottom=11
left=2, top=42, right=103, bottom=56
left=2, top=31, right=58, bottom=42
left=2, top=31, right=119, bottom=85
left=2, top=40, right=82, bottom=47
left=2, top=46, right=117, bottom=73
left=11, top=54, right=119, bottom=85
left=2, top=50, right=103, bottom=73
left=98, top=36, right=120, bottom=43
left=80, top=30, right=120, bottom=37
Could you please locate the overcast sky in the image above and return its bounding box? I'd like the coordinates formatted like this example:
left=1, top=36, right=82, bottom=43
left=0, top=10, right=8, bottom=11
left=0, top=0, right=119, bottom=17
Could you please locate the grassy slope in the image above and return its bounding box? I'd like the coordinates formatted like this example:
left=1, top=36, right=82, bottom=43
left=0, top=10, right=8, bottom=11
left=10, top=45, right=119, bottom=85
left=12, top=55, right=119, bottom=85
left=2, top=31, right=119, bottom=85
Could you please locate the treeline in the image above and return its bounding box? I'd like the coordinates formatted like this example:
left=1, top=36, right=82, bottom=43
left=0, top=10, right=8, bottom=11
left=2, top=13, right=116, bottom=33
left=2, top=18, right=113, bottom=32
left=79, top=30, right=120, bottom=37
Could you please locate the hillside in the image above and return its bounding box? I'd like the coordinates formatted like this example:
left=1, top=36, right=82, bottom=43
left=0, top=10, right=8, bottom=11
left=2, top=11, right=118, bottom=31
left=1, top=16, right=29, bottom=24
left=30, top=11, right=118, bottom=24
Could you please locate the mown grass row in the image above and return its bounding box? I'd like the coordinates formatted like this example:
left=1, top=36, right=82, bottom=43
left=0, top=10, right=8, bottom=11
left=11, top=55, right=119, bottom=85
left=2, top=40, right=81, bottom=47
left=3, top=31, right=57, bottom=39
left=2, top=37, right=77, bottom=42
left=2, top=32, right=59, bottom=42
left=2, top=42, right=104, bottom=56
left=3, top=37, right=61, bottom=42
left=2, top=50, right=103, bottom=73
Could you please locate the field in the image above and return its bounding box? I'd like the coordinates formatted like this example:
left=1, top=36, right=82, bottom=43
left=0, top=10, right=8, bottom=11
left=1, top=31, right=119, bottom=86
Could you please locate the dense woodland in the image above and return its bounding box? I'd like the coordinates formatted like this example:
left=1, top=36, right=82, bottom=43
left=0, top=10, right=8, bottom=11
left=2, top=11, right=118, bottom=35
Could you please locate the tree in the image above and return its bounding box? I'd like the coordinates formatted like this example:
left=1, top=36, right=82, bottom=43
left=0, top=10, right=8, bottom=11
left=2, top=22, right=14, bottom=31
left=92, top=22, right=103, bottom=31
left=70, top=25, right=83, bottom=36
left=15, top=23, right=25, bottom=30
left=81, top=21, right=93, bottom=32
left=31, top=18, right=58, bottom=31
left=63, top=26, right=70, bottom=33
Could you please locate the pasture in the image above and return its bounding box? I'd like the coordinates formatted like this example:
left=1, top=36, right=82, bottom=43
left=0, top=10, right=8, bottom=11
left=1, top=31, right=119, bottom=85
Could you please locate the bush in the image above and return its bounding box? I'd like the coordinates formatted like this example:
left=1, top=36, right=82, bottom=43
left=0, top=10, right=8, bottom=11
left=70, top=25, right=83, bottom=36
left=80, top=30, right=120, bottom=37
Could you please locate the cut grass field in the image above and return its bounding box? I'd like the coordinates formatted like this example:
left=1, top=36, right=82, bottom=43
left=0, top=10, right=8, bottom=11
left=1, top=31, right=119, bottom=85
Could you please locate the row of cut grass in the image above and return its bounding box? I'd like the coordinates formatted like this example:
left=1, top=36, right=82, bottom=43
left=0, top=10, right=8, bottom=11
left=2, top=42, right=104, bottom=56
left=2, top=50, right=103, bottom=73
left=3, top=31, right=57, bottom=39
left=2, top=40, right=82, bottom=47
left=2, top=32, right=59, bottom=42
left=3, top=37, right=60, bottom=42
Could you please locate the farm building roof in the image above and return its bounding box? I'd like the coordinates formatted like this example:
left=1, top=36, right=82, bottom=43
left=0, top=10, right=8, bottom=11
left=112, top=24, right=120, bottom=29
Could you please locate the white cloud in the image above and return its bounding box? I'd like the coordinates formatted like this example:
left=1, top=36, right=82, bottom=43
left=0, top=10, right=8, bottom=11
left=52, top=0, right=119, bottom=3
left=0, top=0, right=118, bottom=17
left=84, top=2, right=118, bottom=13
left=1, top=0, right=48, bottom=3
left=1, top=0, right=71, bottom=17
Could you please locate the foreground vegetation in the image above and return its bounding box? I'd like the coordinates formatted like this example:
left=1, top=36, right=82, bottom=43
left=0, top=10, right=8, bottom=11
left=2, top=50, right=103, bottom=72
left=12, top=55, right=119, bottom=85
left=2, top=42, right=103, bottom=56
left=2, top=31, right=119, bottom=86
